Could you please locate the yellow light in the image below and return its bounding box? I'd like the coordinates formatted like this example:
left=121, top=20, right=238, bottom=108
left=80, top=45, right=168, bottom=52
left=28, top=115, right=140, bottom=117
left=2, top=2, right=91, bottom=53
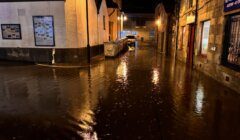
left=155, top=19, right=160, bottom=26
left=123, top=16, right=127, bottom=21
left=117, top=16, right=121, bottom=20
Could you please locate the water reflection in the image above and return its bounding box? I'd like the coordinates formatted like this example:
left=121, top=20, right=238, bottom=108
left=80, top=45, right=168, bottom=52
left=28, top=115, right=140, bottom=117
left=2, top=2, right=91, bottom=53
left=195, top=83, right=204, bottom=115
left=152, top=68, right=159, bottom=86
left=0, top=46, right=240, bottom=139
left=116, top=59, right=128, bottom=85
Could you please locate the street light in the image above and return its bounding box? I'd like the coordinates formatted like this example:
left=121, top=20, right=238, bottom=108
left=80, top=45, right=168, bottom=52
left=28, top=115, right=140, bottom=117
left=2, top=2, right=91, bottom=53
left=118, top=13, right=127, bottom=39
left=155, top=18, right=161, bottom=49
left=123, top=16, right=127, bottom=21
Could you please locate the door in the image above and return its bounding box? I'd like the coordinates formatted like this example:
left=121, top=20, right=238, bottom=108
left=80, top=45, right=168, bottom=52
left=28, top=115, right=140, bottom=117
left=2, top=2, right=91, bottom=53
left=187, top=24, right=195, bottom=66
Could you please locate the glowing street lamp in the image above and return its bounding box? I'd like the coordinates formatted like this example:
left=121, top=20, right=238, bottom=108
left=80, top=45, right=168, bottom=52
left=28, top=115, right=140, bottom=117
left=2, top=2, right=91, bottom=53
left=156, top=19, right=160, bottom=26
left=123, top=16, right=127, bottom=21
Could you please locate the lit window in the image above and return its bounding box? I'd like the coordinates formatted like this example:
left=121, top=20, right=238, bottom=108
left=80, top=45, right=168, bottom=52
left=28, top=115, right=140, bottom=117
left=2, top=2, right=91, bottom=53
left=200, top=21, right=210, bottom=55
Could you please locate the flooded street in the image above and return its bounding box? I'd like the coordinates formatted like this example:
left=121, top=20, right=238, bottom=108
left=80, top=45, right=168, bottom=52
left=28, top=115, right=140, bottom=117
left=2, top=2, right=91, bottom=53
left=0, top=45, right=240, bottom=140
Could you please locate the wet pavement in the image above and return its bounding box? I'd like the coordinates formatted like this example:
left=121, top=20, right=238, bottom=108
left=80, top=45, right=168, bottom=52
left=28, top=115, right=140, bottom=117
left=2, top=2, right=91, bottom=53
left=0, top=44, right=240, bottom=140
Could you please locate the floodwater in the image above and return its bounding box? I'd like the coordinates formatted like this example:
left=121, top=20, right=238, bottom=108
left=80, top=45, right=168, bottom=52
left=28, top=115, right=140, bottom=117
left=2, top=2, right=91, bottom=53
left=0, top=45, right=240, bottom=140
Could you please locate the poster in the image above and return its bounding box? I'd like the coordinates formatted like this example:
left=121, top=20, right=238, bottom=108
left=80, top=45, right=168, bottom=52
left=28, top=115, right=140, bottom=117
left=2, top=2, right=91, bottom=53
left=1, top=24, right=22, bottom=39
left=33, top=16, right=55, bottom=46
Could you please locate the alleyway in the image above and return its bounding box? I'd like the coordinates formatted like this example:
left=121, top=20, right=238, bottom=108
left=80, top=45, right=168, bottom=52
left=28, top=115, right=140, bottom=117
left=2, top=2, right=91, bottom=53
left=0, top=44, right=240, bottom=140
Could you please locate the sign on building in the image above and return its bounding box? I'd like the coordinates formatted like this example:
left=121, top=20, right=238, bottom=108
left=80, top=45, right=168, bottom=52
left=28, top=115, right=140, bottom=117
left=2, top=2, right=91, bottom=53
left=1, top=24, right=22, bottom=40
left=224, top=0, right=240, bottom=12
left=33, top=16, right=55, bottom=46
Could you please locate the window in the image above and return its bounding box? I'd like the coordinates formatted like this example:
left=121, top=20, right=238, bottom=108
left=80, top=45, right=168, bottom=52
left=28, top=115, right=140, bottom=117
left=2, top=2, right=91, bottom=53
left=103, top=15, right=106, bottom=30
left=200, top=20, right=210, bottom=55
left=222, top=14, right=240, bottom=71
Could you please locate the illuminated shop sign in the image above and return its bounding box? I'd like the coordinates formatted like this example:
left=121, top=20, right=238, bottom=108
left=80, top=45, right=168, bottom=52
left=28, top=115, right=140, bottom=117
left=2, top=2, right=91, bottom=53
left=224, top=0, right=240, bottom=12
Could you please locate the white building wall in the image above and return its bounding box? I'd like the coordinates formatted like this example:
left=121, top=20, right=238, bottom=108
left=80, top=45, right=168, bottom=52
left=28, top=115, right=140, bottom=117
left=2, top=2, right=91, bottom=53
left=98, top=0, right=110, bottom=44
left=0, top=1, right=66, bottom=48
left=88, top=0, right=98, bottom=46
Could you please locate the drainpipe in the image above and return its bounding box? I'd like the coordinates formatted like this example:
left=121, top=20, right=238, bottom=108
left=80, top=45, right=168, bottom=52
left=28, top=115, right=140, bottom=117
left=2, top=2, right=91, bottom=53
left=86, top=0, right=91, bottom=63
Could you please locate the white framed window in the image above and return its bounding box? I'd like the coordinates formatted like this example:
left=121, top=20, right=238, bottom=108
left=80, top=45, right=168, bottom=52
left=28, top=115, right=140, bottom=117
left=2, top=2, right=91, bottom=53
left=200, top=20, right=210, bottom=55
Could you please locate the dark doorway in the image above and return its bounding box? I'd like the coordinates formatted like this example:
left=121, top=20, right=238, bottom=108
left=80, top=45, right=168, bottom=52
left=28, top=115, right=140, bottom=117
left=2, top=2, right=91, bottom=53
left=187, top=24, right=195, bottom=66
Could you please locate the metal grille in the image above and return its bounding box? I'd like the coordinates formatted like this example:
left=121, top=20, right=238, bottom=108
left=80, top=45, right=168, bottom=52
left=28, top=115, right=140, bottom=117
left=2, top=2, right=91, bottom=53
left=228, top=15, right=240, bottom=66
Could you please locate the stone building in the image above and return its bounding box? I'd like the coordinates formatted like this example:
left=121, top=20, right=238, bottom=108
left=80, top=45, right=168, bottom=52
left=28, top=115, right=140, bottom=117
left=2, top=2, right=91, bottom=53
left=0, top=0, right=121, bottom=64
left=175, top=0, right=240, bottom=93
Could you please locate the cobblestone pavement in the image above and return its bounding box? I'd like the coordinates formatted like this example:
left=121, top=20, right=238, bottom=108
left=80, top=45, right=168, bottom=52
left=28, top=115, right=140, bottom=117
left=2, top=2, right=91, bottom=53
left=0, top=45, right=239, bottom=140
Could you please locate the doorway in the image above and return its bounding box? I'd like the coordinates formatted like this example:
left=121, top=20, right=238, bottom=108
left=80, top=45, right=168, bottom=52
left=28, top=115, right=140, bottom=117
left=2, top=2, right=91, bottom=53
left=187, top=24, right=195, bottom=66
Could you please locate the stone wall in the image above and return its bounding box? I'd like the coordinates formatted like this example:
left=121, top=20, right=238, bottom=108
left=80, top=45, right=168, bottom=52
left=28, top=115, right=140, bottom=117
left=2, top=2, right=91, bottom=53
left=176, top=0, right=240, bottom=93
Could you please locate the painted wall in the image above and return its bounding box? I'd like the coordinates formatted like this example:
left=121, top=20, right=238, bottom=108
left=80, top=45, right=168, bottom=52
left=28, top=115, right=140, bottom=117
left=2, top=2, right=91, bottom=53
left=0, top=1, right=66, bottom=48
left=108, top=8, right=121, bottom=41
left=97, top=0, right=110, bottom=44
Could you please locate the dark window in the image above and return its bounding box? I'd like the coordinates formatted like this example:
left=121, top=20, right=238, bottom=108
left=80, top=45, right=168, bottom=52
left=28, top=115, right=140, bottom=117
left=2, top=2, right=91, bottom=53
left=103, top=15, right=106, bottom=30
left=222, top=14, right=240, bottom=71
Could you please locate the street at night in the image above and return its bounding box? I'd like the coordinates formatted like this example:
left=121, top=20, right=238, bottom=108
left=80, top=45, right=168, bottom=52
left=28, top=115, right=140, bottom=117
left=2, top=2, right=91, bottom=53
left=0, top=45, right=239, bottom=139
left=0, top=0, right=240, bottom=139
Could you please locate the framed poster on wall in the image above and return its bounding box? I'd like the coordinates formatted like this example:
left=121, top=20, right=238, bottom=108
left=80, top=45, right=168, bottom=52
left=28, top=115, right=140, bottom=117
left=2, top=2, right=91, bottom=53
left=1, top=24, right=22, bottom=40
left=33, top=16, right=55, bottom=46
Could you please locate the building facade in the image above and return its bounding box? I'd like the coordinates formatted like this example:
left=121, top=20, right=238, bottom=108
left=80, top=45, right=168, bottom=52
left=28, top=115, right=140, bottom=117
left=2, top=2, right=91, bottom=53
left=0, top=0, right=119, bottom=64
left=155, top=2, right=179, bottom=56
left=175, top=0, right=240, bottom=93
left=107, top=0, right=122, bottom=41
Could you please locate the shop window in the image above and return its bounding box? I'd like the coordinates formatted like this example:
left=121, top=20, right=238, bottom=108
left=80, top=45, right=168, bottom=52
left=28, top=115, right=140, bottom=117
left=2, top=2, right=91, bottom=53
left=200, top=20, right=210, bottom=55
left=222, top=14, right=240, bottom=71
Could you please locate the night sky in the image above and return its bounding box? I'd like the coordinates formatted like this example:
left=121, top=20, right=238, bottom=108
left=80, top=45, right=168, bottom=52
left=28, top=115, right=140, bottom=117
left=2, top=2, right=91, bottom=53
left=122, top=0, right=175, bottom=13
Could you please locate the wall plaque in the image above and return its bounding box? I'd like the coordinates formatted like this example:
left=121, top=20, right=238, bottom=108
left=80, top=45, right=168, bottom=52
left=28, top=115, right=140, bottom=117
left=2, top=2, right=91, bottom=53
left=1, top=24, right=22, bottom=39
left=33, top=16, right=55, bottom=46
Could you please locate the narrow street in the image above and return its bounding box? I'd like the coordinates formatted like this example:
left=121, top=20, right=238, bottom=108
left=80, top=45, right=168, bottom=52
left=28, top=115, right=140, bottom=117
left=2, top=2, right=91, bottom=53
left=0, top=44, right=239, bottom=140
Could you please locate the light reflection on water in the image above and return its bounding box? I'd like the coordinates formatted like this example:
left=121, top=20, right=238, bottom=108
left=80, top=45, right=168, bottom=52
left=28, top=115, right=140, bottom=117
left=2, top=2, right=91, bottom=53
left=195, top=83, right=204, bottom=115
left=0, top=46, right=240, bottom=139
left=116, top=59, right=128, bottom=85
left=152, top=68, right=160, bottom=86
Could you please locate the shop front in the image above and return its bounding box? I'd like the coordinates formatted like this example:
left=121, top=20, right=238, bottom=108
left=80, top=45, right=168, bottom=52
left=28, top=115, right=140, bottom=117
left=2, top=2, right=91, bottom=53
left=222, top=11, right=240, bottom=71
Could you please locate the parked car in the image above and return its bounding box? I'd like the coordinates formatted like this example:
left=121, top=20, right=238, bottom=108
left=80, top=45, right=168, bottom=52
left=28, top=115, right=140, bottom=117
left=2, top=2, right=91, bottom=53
left=126, top=35, right=136, bottom=47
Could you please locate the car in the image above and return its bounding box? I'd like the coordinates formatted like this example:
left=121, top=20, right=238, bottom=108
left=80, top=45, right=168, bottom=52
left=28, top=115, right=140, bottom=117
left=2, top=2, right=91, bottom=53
left=126, top=35, right=136, bottom=47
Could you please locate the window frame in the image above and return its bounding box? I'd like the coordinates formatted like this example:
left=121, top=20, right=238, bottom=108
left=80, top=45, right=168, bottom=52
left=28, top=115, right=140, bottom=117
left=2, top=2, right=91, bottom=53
left=221, top=13, right=240, bottom=72
left=199, top=20, right=210, bottom=57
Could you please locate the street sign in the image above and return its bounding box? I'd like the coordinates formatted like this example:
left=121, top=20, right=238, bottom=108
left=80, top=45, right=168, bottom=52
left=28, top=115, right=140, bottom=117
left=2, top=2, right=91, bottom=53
left=224, top=0, right=240, bottom=12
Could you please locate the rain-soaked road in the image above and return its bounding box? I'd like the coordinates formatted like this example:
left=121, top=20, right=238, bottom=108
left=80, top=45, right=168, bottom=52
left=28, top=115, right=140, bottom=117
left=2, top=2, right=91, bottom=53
left=0, top=45, right=240, bottom=140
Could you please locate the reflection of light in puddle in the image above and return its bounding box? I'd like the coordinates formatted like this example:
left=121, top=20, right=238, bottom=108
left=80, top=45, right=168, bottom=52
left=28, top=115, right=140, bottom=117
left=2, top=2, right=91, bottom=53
left=75, top=109, right=98, bottom=140
left=152, top=68, right=159, bottom=85
left=116, top=61, right=128, bottom=84
left=195, top=84, right=204, bottom=115
left=79, top=132, right=98, bottom=140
